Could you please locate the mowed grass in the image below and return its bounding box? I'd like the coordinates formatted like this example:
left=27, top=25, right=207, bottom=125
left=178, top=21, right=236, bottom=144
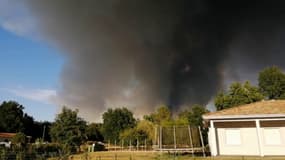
left=49, top=151, right=285, bottom=160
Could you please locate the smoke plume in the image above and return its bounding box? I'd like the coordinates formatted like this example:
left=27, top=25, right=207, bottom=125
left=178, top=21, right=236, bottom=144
left=18, top=0, right=285, bottom=121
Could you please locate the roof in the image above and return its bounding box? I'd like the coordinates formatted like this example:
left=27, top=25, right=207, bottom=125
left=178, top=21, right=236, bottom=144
left=203, top=100, right=285, bottom=120
left=0, top=133, right=16, bottom=139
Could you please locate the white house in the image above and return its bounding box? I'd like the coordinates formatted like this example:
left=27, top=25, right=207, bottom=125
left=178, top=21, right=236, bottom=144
left=203, top=100, right=285, bottom=156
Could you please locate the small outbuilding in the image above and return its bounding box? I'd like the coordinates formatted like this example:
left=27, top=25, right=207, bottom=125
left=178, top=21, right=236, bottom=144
left=0, top=132, right=16, bottom=148
left=203, top=100, right=285, bottom=156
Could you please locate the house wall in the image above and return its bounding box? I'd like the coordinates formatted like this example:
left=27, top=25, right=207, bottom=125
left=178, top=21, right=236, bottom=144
left=217, top=128, right=259, bottom=156
left=260, top=127, right=285, bottom=155
left=215, top=126, right=285, bottom=156
left=208, top=127, right=217, bottom=156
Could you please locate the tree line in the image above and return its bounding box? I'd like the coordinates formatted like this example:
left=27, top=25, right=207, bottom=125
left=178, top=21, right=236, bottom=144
left=0, top=66, right=284, bottom=154
left=0, top=101, right=52, bottom=142
left=0, top=102, right=208, bottom=153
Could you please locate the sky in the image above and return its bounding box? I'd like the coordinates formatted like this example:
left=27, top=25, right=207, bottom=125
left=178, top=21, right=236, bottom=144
left=0, top=27, right=63, bottom=121
left=1, top=1, right=285, bottom=122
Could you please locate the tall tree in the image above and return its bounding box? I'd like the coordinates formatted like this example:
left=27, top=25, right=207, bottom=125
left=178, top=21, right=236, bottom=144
left=0, top=101, right=25, bottom=132
left=22, top=114, right=35, bottom=137
left=135, top=120, right=154, bottom=142
left=176, top=110, right=190, bottom=125
left=187, top=104, right=209, bottom=127
left=143, top=105, right=172, bottom=125
left=50, top=107, right=87, bottom=153
left=186, top=104, right=209, bottom=145
left=86, top=123, right=104, bottom=141
left=258, top=66, right=285, bottom=99
left=215, top=81, right=264, bottom=110
left=102, top=108, right=136, bottom=142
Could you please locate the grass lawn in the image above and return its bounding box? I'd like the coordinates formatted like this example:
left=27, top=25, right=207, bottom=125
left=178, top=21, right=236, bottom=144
left=48, top=151, right=285, bottom=160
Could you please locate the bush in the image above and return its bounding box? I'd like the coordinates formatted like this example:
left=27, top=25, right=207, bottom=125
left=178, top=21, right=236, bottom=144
left=28, top=143, right=62, bottom=159
left=11, top=132, right=26, bottom=149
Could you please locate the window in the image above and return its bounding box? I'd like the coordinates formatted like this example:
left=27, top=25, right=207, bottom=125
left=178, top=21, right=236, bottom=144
left=225, top=129, right=241, bottom=145
left=264, top=128, right=281, bottom=145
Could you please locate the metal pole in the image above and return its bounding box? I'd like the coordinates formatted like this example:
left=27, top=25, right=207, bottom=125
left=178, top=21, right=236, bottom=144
left=144, top=139, right=146, bottom=151
left=108, top=140, right=110, bottom=151
left=129, top=139, right=132, bottom=151
left=198, top=126, right=206, bottom=157
left=115, top=140, right=117, bottom=151
left=160, top=126, right=162, bottom=151
left=136, top=139, right=139, bottom=151
left=121, top=139, right=124, bottom=151
left=156, top=126, right=159, bottom=149
left=173, top=125, right=176, bottom=149
left=42, top=125, right=46, bottom=142
left=188, top=125, right=194, bottom=157
left=154, top=125, right=157, bottom=147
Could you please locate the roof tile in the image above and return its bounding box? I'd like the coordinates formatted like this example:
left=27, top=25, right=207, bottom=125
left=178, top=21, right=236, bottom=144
left=203, top=100, right=285, bottom=119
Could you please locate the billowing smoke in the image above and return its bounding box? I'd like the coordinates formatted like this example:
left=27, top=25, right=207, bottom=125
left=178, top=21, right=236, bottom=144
left=15, top=0, right=285, bottom=120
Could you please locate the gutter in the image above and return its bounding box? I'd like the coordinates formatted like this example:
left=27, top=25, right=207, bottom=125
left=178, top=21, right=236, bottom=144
left=203, top=114, right=285, bottom=120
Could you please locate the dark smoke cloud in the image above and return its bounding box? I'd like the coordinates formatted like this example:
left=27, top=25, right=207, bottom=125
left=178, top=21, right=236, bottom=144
left=21, top=0, right=285, bottom=121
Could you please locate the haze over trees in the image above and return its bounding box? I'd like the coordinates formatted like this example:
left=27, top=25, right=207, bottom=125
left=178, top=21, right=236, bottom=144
left=215, top=66, right=285, bottom=110
left=143, top=105, right=171, bottom=125
left=215, top=81, right=264, bottom=110
left=187, top=104, right=209, bottom=127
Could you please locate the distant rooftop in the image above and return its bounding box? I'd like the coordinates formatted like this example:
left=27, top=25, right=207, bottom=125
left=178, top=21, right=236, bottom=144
left=203, top=100, right=285, bottom=120
left=0, top=133, right=16, bottom=139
